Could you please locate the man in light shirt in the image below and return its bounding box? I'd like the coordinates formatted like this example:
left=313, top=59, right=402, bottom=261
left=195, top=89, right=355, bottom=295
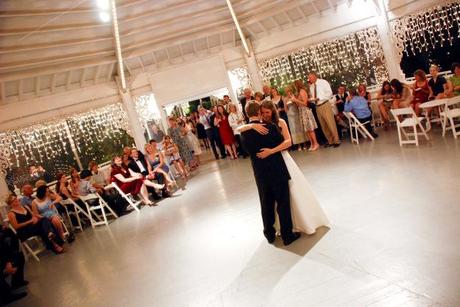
left=308, top=72, right=340, bottom=148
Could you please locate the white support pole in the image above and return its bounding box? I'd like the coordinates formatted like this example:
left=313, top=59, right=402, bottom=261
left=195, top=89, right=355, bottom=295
left=120, top=89, right=146, bottom=150
left=244, top=39, right=264, bottom=92
left=147, top=75, right=169, bottom=132
left=375, top=0, right=406, bottom=80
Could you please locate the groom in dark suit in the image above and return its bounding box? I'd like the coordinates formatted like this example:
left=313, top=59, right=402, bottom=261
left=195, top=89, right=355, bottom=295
left=241, top=102, right=300, bottom=246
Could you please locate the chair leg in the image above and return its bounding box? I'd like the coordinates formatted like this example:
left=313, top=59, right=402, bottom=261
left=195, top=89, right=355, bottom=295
left=414, top=126, right=419, bottom=146
left=442, top=116, right=447, bottom=137
left=397, top=125, right=403, bottom=146
left=450, top=117, right=458, bottom=139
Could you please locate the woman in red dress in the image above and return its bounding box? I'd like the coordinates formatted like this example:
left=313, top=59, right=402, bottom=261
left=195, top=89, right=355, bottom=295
left=411, top=69, right=431, bottom=116
left=214, top=104, right=238, bottom=159
left=110, top=156, right=153, bottom=205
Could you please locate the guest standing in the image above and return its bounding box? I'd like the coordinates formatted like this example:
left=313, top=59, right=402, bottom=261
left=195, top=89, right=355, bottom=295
left=307, top=72, right=340, bottom=147
left=272, top=87, right=290, bottom=131
left=239, top=88, right=253, bottom=122
left=198, top=107, right=224, bottom=159
left=228, top=103, right=247, bottom=158
left=285, top=86, right=307, bottom=150
left=168, top=117, right=194, bottom=166
left=291, top=79, right=320, bottom=151
left=214, top=105, right=238, bottom=159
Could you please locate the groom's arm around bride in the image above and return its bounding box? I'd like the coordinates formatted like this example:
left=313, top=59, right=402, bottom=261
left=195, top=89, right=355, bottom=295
left=240, top=102, right=300, bottom=246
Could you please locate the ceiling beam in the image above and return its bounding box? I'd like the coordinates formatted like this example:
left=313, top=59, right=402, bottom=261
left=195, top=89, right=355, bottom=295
left=106, top=62, right=115, bottom=81
left=35, top=76, right=40, bottom=96
left=0, top=82, right=5, bottom=103
left=50, top=73, right=56, bottom=93
left=80, top=67, right=87, bottom=87
left=138, top=57, right=145, bottom=71
left=18, top=80, right=23, bottom=101
left=310, top=1, right=321, bottom=14
left=124, top=61, right=133, bottom=75
left=225, top=0, right=250, bottom=55
left=66, top=70, right=73, bottom=90
left=297, top=6, right=309, bottom=21
left=94, top=65, right=101, bottom=84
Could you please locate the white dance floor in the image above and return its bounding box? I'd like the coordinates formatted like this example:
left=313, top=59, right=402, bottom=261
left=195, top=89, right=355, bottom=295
left=13, top=128, right=460, bottom=307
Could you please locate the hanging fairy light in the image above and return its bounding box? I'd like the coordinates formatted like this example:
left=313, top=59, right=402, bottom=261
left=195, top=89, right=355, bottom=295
left=258, top=27, right=388, bottom=90
left=392, top=1, right=460, bottom=58
left=0, top=103, right=132, bottom=187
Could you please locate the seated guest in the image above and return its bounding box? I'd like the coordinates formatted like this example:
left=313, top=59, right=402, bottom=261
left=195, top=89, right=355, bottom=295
left=56, top=173, right=79, bottom=201
left=144, top=144, right=173, bottom=177
left=163, top=136, right=189, bottom=178
left=19, top=184, right=34, bottom=210
left=0, top=214, right=28, bottom=304
left=377, top=81, right=393, bottom=129
left=78, top=170, right=98, bottom=196
left=69, top=167, right=81, bottom=197
left=31, top=185, right=66, bottom=242
left=7, top=194, right=64, bottom=254
left=344, top=89, right=378, bottom=138
left=129, top=148, right=170, bottom=197
left=89, top=161, right=108, bottom=190
left=391, top=79, right=412, bottom=109
left=428, top=64, right=447, bottom=99
left=357, top=84, right=372, bottom=103
left=411, top=69, right=431, bottom=116
left=447, top=62, right=460, bottom=97
left=110, top=156, right=155, bottom=206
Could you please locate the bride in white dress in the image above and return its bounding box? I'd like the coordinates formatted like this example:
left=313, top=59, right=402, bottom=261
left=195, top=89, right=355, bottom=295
left=241, top=101, right=330, bottom=234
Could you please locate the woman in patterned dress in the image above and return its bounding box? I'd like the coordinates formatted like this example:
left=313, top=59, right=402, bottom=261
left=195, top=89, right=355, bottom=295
left=284, top=85, right=307, bottom=150
left=290, top=80, right=320, bottom=151
left=167, top=117, right=194, bottom=167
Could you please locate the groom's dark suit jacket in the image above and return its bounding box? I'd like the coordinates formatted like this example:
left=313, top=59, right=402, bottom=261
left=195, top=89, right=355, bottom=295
left=241, top=122, right=290, bottom=185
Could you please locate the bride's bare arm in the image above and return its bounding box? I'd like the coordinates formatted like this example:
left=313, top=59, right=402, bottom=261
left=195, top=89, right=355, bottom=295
left=257, top=119, right=292, bottom=159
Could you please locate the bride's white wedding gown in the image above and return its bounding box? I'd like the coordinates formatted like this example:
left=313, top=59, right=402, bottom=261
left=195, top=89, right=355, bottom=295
left=276, top=151, right=330, bottom=234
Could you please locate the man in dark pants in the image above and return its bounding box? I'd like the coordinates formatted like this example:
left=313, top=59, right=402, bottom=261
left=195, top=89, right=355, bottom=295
left=0, top=220, right=28, bottom=305
left=198, top=107, right=226, bottom=159
left=209, top=106, right=227, bottom=159
left=241, top=102, right=300, bottom=246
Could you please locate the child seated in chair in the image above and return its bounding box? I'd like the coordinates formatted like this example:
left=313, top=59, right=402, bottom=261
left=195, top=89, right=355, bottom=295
left=345, top=89, right=378, bottom=138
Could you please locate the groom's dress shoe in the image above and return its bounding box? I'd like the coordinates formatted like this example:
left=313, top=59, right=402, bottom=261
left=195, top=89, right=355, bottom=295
left=283, top=232, right=301, bottom=246
left=264, top=234, right=276, bottom=244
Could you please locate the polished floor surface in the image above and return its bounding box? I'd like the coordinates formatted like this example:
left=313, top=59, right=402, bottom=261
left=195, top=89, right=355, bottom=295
left=12, top=127, right=460, bottom=307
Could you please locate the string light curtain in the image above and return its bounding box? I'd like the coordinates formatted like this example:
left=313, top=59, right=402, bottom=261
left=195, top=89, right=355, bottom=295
left=258, top=27, right=389, bottom=91
left=228, top=66, right=253, bottom=96
left=0, top=103, right=133, bottom=187
left=392, top=1, right=460, bottom=58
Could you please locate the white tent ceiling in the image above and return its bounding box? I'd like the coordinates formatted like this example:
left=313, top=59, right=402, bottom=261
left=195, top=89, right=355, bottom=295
left=0, top=0, right=445, bottom=104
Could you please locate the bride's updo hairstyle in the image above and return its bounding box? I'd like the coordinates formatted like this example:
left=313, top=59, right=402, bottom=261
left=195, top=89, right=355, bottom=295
left=260, top=100, right=279, bottom=126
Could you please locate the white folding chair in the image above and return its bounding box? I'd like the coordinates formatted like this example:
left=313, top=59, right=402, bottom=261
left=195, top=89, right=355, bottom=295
left=391, top=107, right=429, bottom=146
left=6, top=221, right=45, bottom=262
left=61, top=198, right=90, bottom=231
left=441, top=99, right=460, bottom=139
left=344, top=112, right=375, bottom=144
left=79, top=194, right=118, bottom=228
left=105, top=182, right=142, bottom=212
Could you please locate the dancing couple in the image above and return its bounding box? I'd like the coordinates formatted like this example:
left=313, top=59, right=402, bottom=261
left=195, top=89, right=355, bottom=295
left=240, top=101, right=329, bottom=245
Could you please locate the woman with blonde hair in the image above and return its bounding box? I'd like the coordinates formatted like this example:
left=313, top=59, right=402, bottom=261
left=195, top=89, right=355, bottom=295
left=228, top=103, right=247, bottom=158
left=144, top=143, right=174, bottom=189
left=289, top=80, right=320, bottom=151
